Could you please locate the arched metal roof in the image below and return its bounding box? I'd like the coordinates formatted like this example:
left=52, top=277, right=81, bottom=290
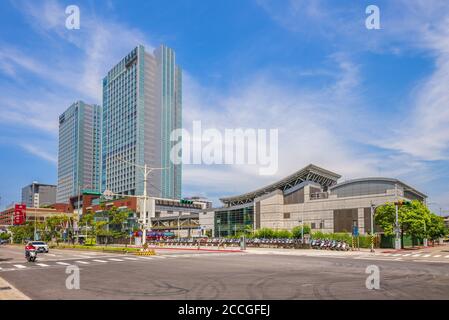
left=330, top=177, right=427, bottom=199
left=220, top=164, right=341, bottom=207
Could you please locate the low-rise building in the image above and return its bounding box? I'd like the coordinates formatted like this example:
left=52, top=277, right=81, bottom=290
left=0, top=204, right=75, bottom=227
left=205, top=164, right=427, bottom=237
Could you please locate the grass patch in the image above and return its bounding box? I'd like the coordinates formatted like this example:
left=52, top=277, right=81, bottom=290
left=50, top=244, right=141, bottom=253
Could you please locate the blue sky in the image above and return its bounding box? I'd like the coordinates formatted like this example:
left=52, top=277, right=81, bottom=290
left=0, top=0, right=448, bottom=214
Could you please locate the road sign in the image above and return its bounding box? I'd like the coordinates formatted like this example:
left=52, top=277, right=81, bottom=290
left=14, top=204, right=26, bottom=225
left=352, top=226, right=359, bottom=237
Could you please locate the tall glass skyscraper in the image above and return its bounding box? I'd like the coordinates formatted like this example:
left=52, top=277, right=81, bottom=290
left=101, top=45, right=182, bottom=199
left=57, top=101, right=102, bottom=203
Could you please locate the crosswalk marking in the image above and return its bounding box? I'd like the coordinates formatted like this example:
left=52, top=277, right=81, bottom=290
left=137, top=256, right=154, bottom=260
left=412, top=254, right=421, bottom=257
left=75, top=260, right=89, bottom=264
left=123, top=257, right=138, bottom=260
left=434, top=255, right=442, bottom=258
left=422, top=254, right=431, bottom=257
left=36, top=263, right=49, bottom=267
left=391, top=253, right=402, bottom=257
left=108, top=258, right=123, bottom=262
left=445, top=255, right=449, bottom=258
left=403, top=254, right=411, bottom=256
left=92, top=259, right=108, bottom=263
left=56, top=262, right=70, bottom=266
left=13, top=264, right=27, bottom=269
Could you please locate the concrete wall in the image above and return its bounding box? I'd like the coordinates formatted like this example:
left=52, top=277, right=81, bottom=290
left=257, top=185, right=410, bottom=234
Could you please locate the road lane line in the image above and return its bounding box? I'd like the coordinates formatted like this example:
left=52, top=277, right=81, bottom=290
left=137, top=256, right=154, bottom=260
left=56, top=262, right=70, bottom=266
left=75, top=261, right=90, bottom=264
left=445, top=255, right=449, bottom=258
left=152, top=256, right=166, bottom=259
left=92, top=259, right=108, bottom=263
left=391, top=254, right=402, bottom=257
left=433, top=255, right=442, bottom=258
left=13, top=264, right=27, bottom=269
left=422, top=254, right=431, bottom=257
left=412, top=254, right=421, bottom=257
left=36, top=263, right=49, bottom=267
left=123, top=257, right=138, bottom=260
left=403, top=254, right=411, bottom=256
left=108, top=258, right=124, bottom=262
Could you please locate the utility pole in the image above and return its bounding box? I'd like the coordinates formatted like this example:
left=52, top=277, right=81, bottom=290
left=301, top=209, right=304, bottom=243
left=177, top=214, right=181, bottom=240
left=370, top=202, right=375, bottom=253
left=114, top=157, right=166, bottom=246
left=394, top=184, right=401, bottom=250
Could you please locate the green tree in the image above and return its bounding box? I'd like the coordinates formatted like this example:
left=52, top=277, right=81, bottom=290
left=9, top=222, right=34, bottom=243
left=291, top=224, right=311, bottom=238
left=45, top=215, right=69, bottom=244
left=375, top=200, right=434, bottom=248
left=0, top=232, right=10, bottom=241
left=427, top=213, right=447, bottom=240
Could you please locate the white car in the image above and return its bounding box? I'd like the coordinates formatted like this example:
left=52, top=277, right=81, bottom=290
left=29, top=241, right=49, bottom=253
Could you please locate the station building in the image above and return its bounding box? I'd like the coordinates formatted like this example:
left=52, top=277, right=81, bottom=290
left=200, top=164, right=427, bottom=237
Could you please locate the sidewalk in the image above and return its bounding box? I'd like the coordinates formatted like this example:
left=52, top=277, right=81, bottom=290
left=0, top=277, right=29, bottom=300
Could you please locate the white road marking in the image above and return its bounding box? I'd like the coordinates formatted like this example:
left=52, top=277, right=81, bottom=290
left=36, top=263, right=49, bottom=267
left=46, top=254, right=57, bottom=257
left=13, top=264, right=27, bottom=269
left=123, top=257, right=138, bottom=260
left=434, top=255, right=442, bottom=258
left=403, top=254, right=411, bottom=256
left=92, top=259, right=108, bottom=263
left=152, top=256, right=166, bottom=259
left=108, top=258, right=124, bottom=262
left=422, top=254, right=431, bottom=257
left=445, top=255, right=449, bottom=258
left=412, top=254, right=421, bottom=257
left=137, top=256, right=154, bottom=260
left=391, top=254, right=402, bottom=257
left=56, top=262, right=70, bottom=266
left=75, top=260, right=89, bottom=264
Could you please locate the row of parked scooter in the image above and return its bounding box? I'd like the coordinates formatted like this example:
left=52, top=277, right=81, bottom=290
left=310, top=239, right=350, bottom=251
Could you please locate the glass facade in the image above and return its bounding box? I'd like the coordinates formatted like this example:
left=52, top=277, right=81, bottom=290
left=101, top=45, right=182, bottom=199
left=214, top=206, right=254, bottom=237
left=57, top=101, right=101, bottom=203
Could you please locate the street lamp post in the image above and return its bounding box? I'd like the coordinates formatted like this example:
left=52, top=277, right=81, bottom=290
left=114, top=157, right=166, bottom=246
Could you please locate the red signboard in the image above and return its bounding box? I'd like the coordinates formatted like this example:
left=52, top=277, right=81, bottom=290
left=14, top=204, right=26, bottom=225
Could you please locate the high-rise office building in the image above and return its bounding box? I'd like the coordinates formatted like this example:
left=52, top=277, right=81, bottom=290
left=57, top=101, right=102, bottom=203
left=22, top=182, right=56, bottom=208
left=101, top=45, right=182, bottom=199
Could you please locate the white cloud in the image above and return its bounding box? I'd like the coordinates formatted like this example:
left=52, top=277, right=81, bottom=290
left=20, top=143, right=57, bottom=164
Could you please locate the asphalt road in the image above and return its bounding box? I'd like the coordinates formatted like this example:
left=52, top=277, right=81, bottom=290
left=1, top=245, right=448, bottom=299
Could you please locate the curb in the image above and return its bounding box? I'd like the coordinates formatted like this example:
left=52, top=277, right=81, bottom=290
left=148, top=246, right=244, bottom=253
left=0, top=277, right=30, bottom=300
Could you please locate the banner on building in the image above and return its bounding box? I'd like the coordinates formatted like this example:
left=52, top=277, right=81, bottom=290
left=14, top=204, right=26, bottom=225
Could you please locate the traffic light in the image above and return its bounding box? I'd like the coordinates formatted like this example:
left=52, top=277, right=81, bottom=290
left=395, top=200, right=412, bottom=206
